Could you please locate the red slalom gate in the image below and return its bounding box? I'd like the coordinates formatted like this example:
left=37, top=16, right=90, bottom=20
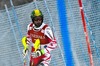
left=78, top=0, right=94, bottom=66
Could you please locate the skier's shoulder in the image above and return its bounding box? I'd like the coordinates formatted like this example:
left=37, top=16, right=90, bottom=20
left=42, top=23, right=49, bottom=30
left=44, top=24, right=51, bottom=31
left=28, top=22, right=33, bottom=27
left=27, top=22, right=33, bottom=30
left=44, top=24, right=53, bottom=35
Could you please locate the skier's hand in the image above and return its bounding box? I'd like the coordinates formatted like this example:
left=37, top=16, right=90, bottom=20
left=37, top=63, right=44, bottom=66
left=31, top=49, right=44, bottom=58
left=31, top=49, right=41, bottom=58
left=22, top=48, right=28, bottom=59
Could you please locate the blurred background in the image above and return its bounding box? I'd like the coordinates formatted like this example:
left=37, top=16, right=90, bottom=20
left=0, top=0, right=100, bottom=66
left=0, top=0, right=32, bottom=10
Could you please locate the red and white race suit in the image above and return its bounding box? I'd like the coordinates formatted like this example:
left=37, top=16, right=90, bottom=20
left=26, top=22, right=57, bottom=66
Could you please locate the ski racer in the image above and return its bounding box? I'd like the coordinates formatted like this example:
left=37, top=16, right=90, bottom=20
left=23, top=9, right=57, bottom=66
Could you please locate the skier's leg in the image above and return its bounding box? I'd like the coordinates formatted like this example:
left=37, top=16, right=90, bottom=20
left=39, top=59, right=51, bottom=66
left=29, top=57, right=34, bottom=66
left=37, top=63, right=44, bottom=66
left=39, top=52, right=51, bottom=66
left=30, top=61, right=33, bottom=66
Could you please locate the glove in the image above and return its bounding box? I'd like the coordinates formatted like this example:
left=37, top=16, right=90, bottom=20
left=37, top=63, right=44, bottom=66
left=31, top=49, right=45, bottom=58
left=22, top=48, right=28, bottom=59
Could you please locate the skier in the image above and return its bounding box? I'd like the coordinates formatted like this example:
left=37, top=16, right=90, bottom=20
left=23, top=9, right=57, bottom=66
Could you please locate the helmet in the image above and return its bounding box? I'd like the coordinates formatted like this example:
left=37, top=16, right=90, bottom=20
left=31, top=9, right=43, bottom=19
left=31, top=9, right=43, bottom=27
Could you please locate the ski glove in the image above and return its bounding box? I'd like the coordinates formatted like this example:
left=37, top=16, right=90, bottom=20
left=22, top=48, right=28, bottom=59
left=37, top=63, right=44, bottom=66
left=31, top=49, right=45, bottom=58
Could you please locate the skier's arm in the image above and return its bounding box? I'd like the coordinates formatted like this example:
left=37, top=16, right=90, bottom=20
left=22, top=24, right=32, bottom=57
left=26, top=24, right=32, bottom=46
left=43, top=26, right=57, bottom=53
